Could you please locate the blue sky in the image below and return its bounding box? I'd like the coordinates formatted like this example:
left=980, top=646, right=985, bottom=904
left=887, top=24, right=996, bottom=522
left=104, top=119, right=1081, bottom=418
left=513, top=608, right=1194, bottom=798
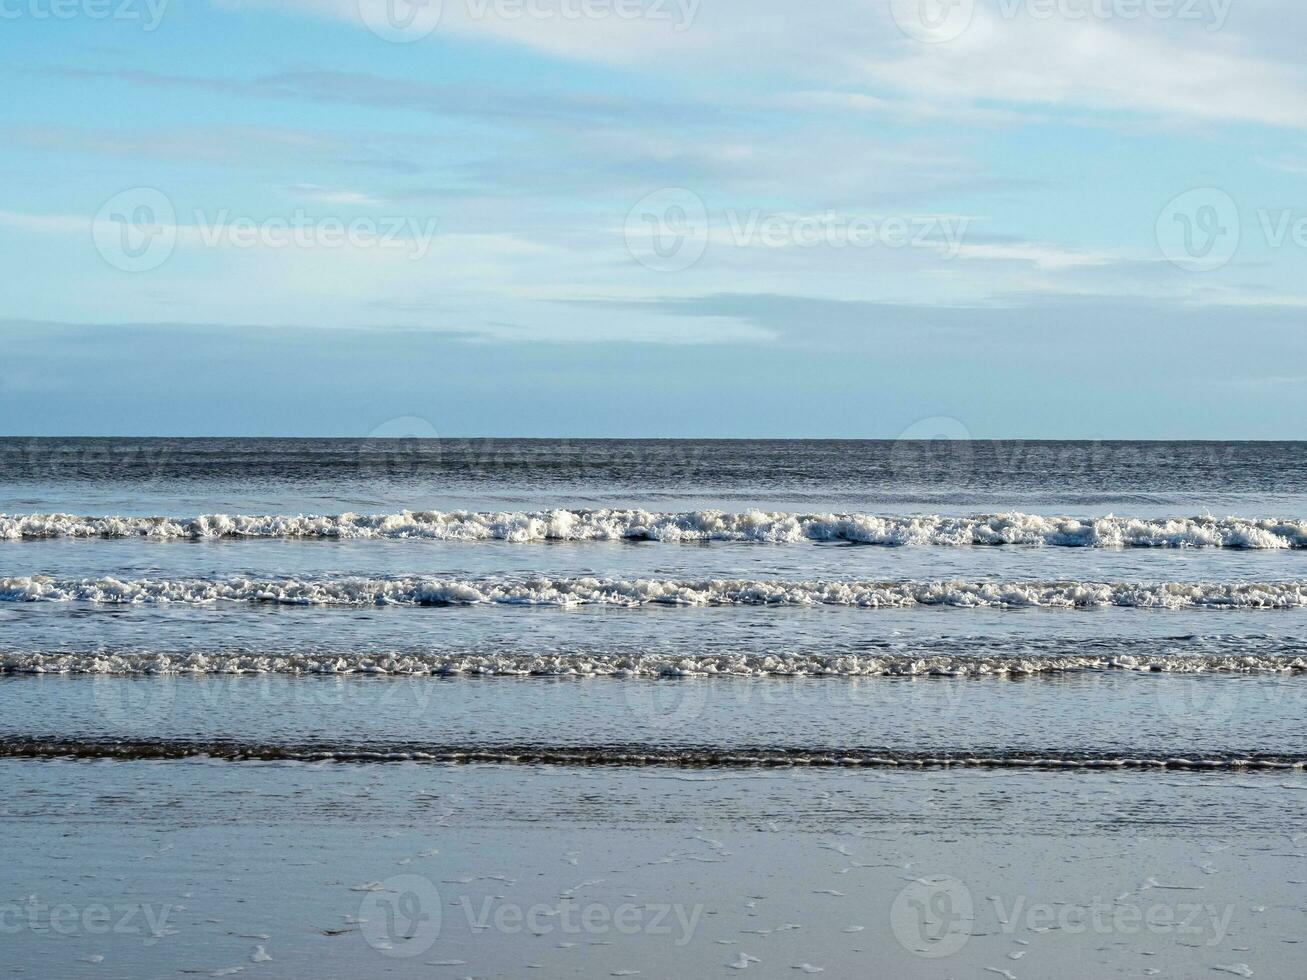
left=2, top=0, right=1306, bottom=436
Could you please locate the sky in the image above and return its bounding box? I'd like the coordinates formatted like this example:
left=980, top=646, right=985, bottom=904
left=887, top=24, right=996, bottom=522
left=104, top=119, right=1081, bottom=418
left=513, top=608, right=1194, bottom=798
left=1, top=0, right=1306, bottom=437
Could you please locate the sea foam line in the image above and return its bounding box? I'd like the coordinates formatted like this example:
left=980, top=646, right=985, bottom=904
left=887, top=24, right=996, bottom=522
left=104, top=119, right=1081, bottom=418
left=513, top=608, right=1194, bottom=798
left=5, top=574, right=1307, bottom=608
left=4, top=649, right=1306, bottom=676
left=4, top=510, right=1307, bottom=547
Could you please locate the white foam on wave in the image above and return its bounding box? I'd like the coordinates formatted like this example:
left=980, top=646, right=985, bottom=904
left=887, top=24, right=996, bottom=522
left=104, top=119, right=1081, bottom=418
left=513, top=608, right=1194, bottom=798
left=4, top=510, right=1307, bottom=547
left=4, top=649, right=1305, bottom=676
left=4, top=574, right=1307, bottom=608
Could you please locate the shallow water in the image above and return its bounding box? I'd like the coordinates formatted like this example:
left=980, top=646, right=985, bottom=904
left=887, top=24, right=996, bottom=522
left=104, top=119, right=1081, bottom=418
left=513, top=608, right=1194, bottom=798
left=3, top=671, right=1306, bottom=765
left=4, top=441, right=1307, bottom=769
left=3, top=439, right=1306, bottom=976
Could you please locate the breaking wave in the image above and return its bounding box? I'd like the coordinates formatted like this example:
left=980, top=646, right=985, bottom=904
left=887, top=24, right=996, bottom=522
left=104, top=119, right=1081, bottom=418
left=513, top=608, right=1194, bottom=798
left=6, top=510, right=1307, bottom=547
left=5, top=574, right=1307, bottom=608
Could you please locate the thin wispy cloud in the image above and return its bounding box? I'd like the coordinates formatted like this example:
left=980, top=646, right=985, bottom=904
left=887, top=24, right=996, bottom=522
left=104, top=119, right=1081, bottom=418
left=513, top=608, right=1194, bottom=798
left=0, top=0, right=1304, bottom=432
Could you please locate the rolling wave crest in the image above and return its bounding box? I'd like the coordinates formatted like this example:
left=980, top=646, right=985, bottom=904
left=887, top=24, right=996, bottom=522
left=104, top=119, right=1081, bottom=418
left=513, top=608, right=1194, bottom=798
left=5, top=509, right=1307, bottom=547
left=5, top=574, right=1307, bottom=608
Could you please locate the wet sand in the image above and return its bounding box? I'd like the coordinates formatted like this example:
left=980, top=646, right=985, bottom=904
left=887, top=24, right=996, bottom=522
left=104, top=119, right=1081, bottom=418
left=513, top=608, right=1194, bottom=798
left=2, top=760, right=1303, bottom=979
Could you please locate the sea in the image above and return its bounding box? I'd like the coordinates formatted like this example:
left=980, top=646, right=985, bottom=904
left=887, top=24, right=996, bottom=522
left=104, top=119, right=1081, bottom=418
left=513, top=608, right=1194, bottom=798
left=2, top=438, right=1305, bottom=978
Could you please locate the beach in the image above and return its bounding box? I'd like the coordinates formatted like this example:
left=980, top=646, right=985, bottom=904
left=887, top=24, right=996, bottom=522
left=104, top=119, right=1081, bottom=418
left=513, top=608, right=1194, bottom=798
left=4, top=757, right=1301, bottom=978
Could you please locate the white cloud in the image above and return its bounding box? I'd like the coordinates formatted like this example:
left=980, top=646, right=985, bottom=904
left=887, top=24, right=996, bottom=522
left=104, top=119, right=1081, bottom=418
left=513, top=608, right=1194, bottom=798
left=242, top=0, right=1307, bottom=129
left=861, top=10, right=1307, bottom=130
left=951, top=241, right=1120, bottom=270
left=293, top=185, right=387, bottom=206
